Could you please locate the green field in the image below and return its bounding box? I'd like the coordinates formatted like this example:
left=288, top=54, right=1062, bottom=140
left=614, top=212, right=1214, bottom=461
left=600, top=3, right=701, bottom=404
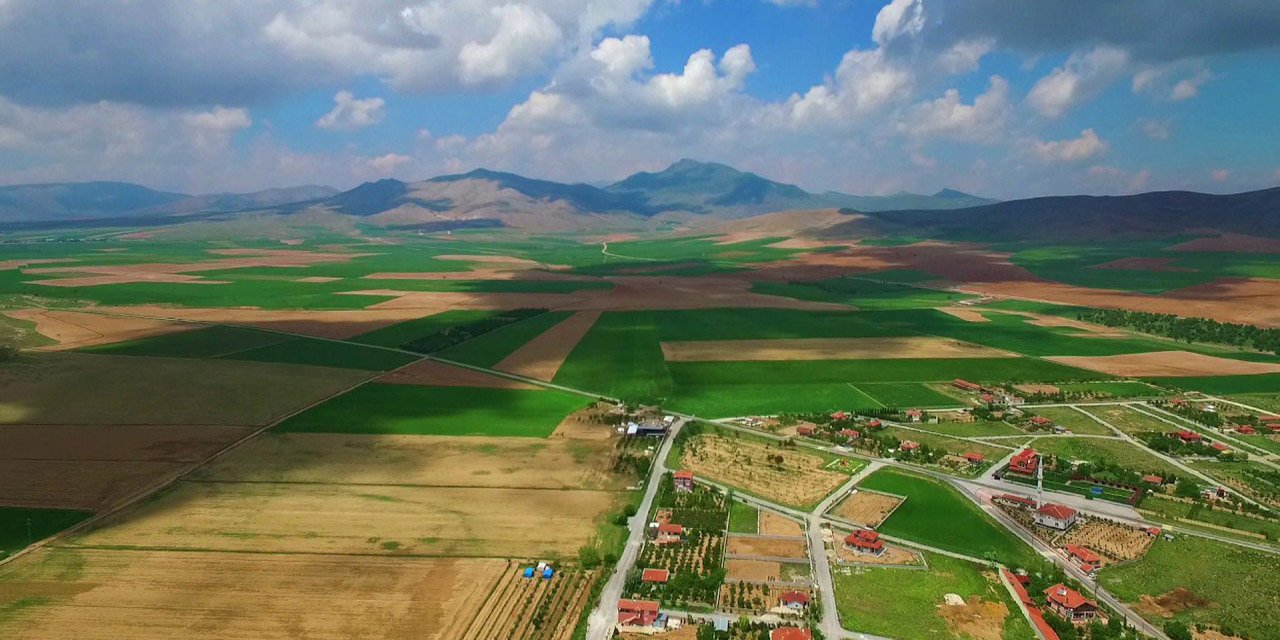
left=750, top=277, right=977, bottom=310
left=1139, top=495, right=1280, bottom=542
left=0, top=508, right=92, bottom=559
left=1078, top=405, right=1182, bottom=435
left=728, top=501, right=759, bottom=534
left=856, top=382, right=961, bottom=408
left=1057, top=381, right=1168, bottom=398
left=1153, top=374, right=1280, bottom=395
left=1022, top=406, right=1114, bottom=435
left=80, top=325, right=287, bottom=358
left=878, top=426, right=1011, bottom=462
left=1028, top=436, right=1182, bottom=477
left=1224, top=394, right=1280, bottom=414
left=437, top=311, right=573, bottom=367
left=907, top=419, right=1025, bottom=438
left=832, top=551, right=1036, bottom=640
left=348, top=310, right=505, bottom=348
left=857, top=469, right=1037, bottom=567
left=275, top=383, right=590, bottom=437
left=1101, top=535, right=1280, bottom=639
left=223, top=336, right=420, bottom=371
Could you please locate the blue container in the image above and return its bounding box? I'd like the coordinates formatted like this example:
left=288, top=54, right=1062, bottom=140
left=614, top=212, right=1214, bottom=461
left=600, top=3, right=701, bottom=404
left=522, top=567, right=535, bottom=578
left=542, top=568, right=555, bottom=579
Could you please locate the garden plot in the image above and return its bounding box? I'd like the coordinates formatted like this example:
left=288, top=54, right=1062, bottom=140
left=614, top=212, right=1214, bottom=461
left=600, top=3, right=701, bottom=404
left=830, top=490, right=905, bottom=529
left=758, top=512, right=804, bottom=537
left=1079, top=405, right=1182, bottom=435
left=1056, top=519, right=1154, bottom=565
left=718, top=583, right=812, bottom=615
left=457, top=564, right=596, bottom=640
left=725, top=559, right=782, bottom=582
left=726, top=535, right=809, bottom=560
left=677, top=433, right=848, bottom=509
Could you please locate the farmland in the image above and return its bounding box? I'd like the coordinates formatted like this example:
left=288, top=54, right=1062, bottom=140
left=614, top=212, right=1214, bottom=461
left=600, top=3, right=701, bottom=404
left=1028, top=436, right=1183, bottom=477
left=830, top=490, right=904, bottom=529
left=0, top=508, right=91, bottom=559
left=672, top=428, right=853, bottom=509
left=1021, top=406, right=1115, bottom=435
left=1078, top=404, right=1183, bottom=435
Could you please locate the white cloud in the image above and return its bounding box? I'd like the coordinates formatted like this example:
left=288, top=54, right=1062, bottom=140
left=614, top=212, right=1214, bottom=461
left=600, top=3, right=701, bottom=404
left=1138, top=118, right=1171, bottom=141
left=1133, top=62, right=1211, bottom=101
left=315, top=90, right=385, bottom=130
left=900, top=75, right=1009, bottom=143
left=872, top=0, right=925, bottom=46
left=782, top=48, right=911, bottom=128
left=1032, top=128, right=1109, bottom=162
left=1211, top=169, right=1230, bottom=182
left=368, top=153, right=412, bottom=174
left=456, top=4, right=563, bottom=85
left=590, top=34, right=653, bottom=76
left=936, top=39, right=995, bottom=74
left=1027, top=46, right=1130, bottom=118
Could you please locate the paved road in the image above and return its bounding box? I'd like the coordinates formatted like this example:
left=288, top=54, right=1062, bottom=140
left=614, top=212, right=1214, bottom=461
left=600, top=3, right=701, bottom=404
left=586, top=420, right=684, bottom=640
left=808, top=474, right=862, bottom=639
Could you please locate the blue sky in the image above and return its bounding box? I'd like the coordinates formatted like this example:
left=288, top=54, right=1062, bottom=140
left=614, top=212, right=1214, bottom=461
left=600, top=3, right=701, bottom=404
left=0, top=0, right=1278, bottom=198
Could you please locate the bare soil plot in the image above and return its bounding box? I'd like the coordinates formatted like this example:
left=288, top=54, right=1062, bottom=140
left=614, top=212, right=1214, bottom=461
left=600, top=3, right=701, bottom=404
left=1132, top=587, right=1212, bottom=619
left=1091, top=257, right=1196, bottom=272
left=938, top=307, right=989, bottom=322
left=0, top=352, right=368, bottom=426
left=378, top=359, right=540, bottom=389
left=726, top=535, right=808, bottom=560
left=1058, top=520, right=1153, bottom=565
left=2, top=309, right=197, bottom=350
left=680, top=434, right=848, bottom=508
left=494, top=310, right=601, bottom=381
left=831, top=490, right=904, bottom=529
left=296, top=276, right=341, bottom=283
left=758, top=512, right=805, bottom=537
left=0, top=460, right=189, bottom=511
left=1015, top=384, right=1062, bottom=395
left=1047, top=351, right=1280, bottom=377
left=0, top=547, right=506, bottom=640
left=191, top=432, right=627, bottom=491
left=661, top=336, right=1013, bottom=362
left=71, top=481, right=618, bottom=558
left=1171, top=233, right=1280, bottom=254
left=832, top=540, right=922, bottom=566
left=94, top=305, right=444, bottom=340
left=725, top=559, right=782, bottom=582
left=939, top=596, right=1010, bottom=640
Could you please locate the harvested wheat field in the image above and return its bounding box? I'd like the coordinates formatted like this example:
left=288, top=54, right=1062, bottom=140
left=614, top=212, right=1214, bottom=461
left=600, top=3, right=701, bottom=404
left=938, top=307, right=990, bottom=322
left=679, top=434, right=848, bottom=508
left=939, top=596, right=1010, bottom=640
left=832, top=490, right=904, bottom=528
left=661, top=336, right=1012, bottom=362
left=457, top=565, right=597, bottom=640
left=725, top=535, right=808, bottom=560
left=2, top=309, right=196, bottom=350
left=0, top=460, right=185, bottom=511
left=725, top=559, right=782, bottom=582
left=1048, top=351, right=1280, bottom=377
left=758, top=512, right=805, bottom=537
left=191, top=432, right=626, bottom=491
left=1172, top=233, right=1280, bottom=254
left=379, top=359, right=540, bottom=389
left=0, top=547, right=506, bottom=640
left=72, top=481, right=618, bottom=558
left=0, top=352, right=367, bottom=426
left=494, top=310, right=601, bottom=381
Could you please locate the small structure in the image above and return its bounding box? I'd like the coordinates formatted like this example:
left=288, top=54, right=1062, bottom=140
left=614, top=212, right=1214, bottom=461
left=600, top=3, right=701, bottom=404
left=1043, top=584, right=1099, bottom=623
left=1145, top=526, right=1162, bottom=537
left=1029, top=416, right=1054, bottom=429
left=522, top=567, right=535, bottom=578
left=543, top=567, right=555, bottom=580
left=839, top=428, right=861, bottom=440
left=1175, top=430, right=1202, bottom=443
left=673, top=470, right=695, bottom=493
left=844, top=530, right=886, bottom=556
left=1008, top=448, right=1040, bottom=475
left=641, top=568, right=670, bottom=584
left=954, top=378, right=982, bottom=392
left=830, top=411, right=851, bottom=421
left=1235, top=425, right=1257, bottom=435
left=900, top=440, right=920, bottom=452
left=962, top=451, right=985, bottom=465
left=995, top=493, right=1038, bottom=510
left=779, top=591, right=810, bottom=611
left=1210, top=442, right=1229, bottom=453
left=617, top=599, right=661, bottom=628
left=1267, top=424, right=1280, bottom=433
left=905, top=409, right=924, bottom=422
left=796, top=424, right=816, bottom=436
left=1141, top=475, right=1163, bottom=485
left=655, top=523, right=684, bottom=545
left=1035, top=503, right=1078, bottom=531
left=866, top=419, right=882, bottom=428
left=771, top=628, right=813, bottom=640
left=1064, top=544, right=1100, bottom=567
left=980, top=392, right=995, bottom=404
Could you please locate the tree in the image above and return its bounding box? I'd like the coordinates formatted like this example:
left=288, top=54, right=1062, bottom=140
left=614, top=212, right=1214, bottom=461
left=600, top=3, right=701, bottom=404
left=1163, top=621, right=1193, bottom=640
left=577, top=545, right=602, bottom=568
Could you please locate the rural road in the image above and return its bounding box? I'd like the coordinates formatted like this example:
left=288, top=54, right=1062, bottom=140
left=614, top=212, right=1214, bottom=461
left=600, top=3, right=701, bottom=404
left=586, top=419, right=684, bottom=640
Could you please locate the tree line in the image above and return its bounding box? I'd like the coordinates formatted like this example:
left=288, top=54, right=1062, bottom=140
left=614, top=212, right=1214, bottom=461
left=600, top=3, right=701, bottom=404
left=1077, top=309, right=1280, bottom=354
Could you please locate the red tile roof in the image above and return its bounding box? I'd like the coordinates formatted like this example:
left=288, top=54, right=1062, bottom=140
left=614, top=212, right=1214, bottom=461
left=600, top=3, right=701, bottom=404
left=840, top=428, right=861, bottom=438
left=1146, top=526, right=1162, bottom=536
left=657, top=523, right=683, bottom=535
left=1175, top=430, right=1202, bottom=442
left=1044, top=584, right=1094, bottom=611
left=830, top=411, right=850, bottom=421
left=845, top=530, right=884, bottom=551
left=797, top=425, right=815, bottom=435
left=900, top=440, right=920, bottom=451
left=641, top=568, right=669, bottom=583
left=780, top=590, right=810, bottom=606
left=1236, top=425, right=1257, bottom=435
left=1030, top=416, right=1053, bottom=425
left=673, top=470, right=694, bottom=480
left=1210, top=442, right=1229, bottom=452
left=1142, top=475, right=1163, bottom=484
left=1065, top=544, right=1100, bottom=564
left=618, top=599, right=660, bottom=613
left=963, top=451, right=985, bottom=462
left=1038, top=503, right=1077, bottom=520
left=997, top=493, right=1037, bottom=508
left=771, top=628, right=813, bottom=640
left=866, top=419, right=882, bottom=427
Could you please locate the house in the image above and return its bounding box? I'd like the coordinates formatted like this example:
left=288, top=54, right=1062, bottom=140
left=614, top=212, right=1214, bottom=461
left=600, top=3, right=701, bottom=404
left=771, top=628, right=813, bottom=640
left=1145, top=526, right=1162, bottom=537
left=830, top=411, right=851, bottom=421
left=1064, top=544, right=1100, bottom=566
left=963, top=451, right=985, bottom=465
left=796, top=424, right=815, bottom=436
left=905, top=409, right=923, bottom=422
left=1210, top=442, right=1229, bottom=453
left=1043, top=584, right=1099, bottom=623
left=1141, top=475, right=1163, bottom=485
left=900, top=440, right=920, bottom=452
left=1170, top=398, right=1187, bottom=407
left=844, top=530, right=886, bottom=556
left=1029, top=416, right=1054, bottom=429
left=779, top=591, right=810, bottom=610
left=673, top=470, right=695, bottom=492
left=980, top=392, right=995, bottom=404
left=995, top=493, right=1038, bottom=510
left=1035, top=503, right=1078, bottom=531
left=1175, top=430, right=1202, bottom=443
left=1267, top=424, right=1280, bottom=433
left=654, top=523, right=684, bottom=545
left=1236, top=425, right=1257, bottom=435
left=839, top=428, right=861, bottom=440
left=618, top=599, right=661, bottom=627
left=1008, top=448, right=1040, bottom=475
left=954, top=378, right=982, bottom=392
left=866, top=419, right=882, bottom=428
left=641, top=568, right=670, bottom=584
left=628, top=421, right=668, bottom=437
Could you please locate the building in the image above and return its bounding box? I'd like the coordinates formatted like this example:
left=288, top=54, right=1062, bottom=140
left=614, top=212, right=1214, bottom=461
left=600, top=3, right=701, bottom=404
left=980, top=392, right=995, bottom=404
left=1236, top=425, right=1257, bottom=435
left=1029, top=416, right=1054, bottom=429
left=673, top=470, right=695, bottom=492
left=1008, top=448, right=1040, bottom=475
left=963, top=451, right=985, bottom=465
left=770, top=628, right=813, bottom=640
left=655, top=523, right=684, bottom=545
left=641, top=568, right=670, bottom=583
left=618, top=599, right=661, bottom=627
left=1175, top=430, right=1202, bottom=443
left=866, top=419, right=882, bottom=428
left=1064, top=544, right=1100, bottom=567
left=995, top=493, right=1038, bottom=510
left=1043, top=584, right=1099, bottom=623
left=954, top=378, right=982, bottom=392
left=905, top=409, right=924, bottom=422
left=830, top=411, right=850, bottom=421
left=899, top=440, right=920, bottom=452
left=796, top=424, right=815, bottom=436
left=627, top=421, right=669, bottom=438
left=1141, top=475, right=1163, bottom=485
left=1035, top=503, right=1078, bottom=530
left=779, top=591, right=810, bottom=610
left=844, top=530, right=886, bottom=556
left=839, top=428, right=861, bottom=440
left=1210, top=442, right=1229, bottom=453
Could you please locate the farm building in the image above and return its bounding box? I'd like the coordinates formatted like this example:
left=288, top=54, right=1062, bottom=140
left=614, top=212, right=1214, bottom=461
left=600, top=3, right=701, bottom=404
left=995, top=493, right=1038, bottom=510
left=1064, top=544, right=1101, bottom=566
left=1235, top=425, right=1257, bottom=435
left=1145, top=527, right=1162, bottom=537
left=779, top=591, right=810, bottom=610
left=641, top=568, right=670, bottom=584
left=1008, top=448, right=1040, bottom=475
left=839, top=428, right=861, bottom=440
left=905, top=409, right=923, bottom=422
left=954, top=378, right=983, bottom=392
left=1175, top=430, right=1202, bottom=443
left=1141, top=475, right=1163, bottom=485
left=844, top=530, right=886, bottom=556
left=673, top=470, right=695, bottom=492
left=628, top=420, right=669, bottom=437
left=865, top=419, right=882, bottom=428
left=981, top=393, right=995, bottom=404
left=1267, top=424, right=1280, bottom=433
left=900, top=440, right=920, bottom=452
left=1035, top=503, right=1078, bottom=531
left=655, top=523, right=684, bottom=545
left=962, top=451, right=985, bottom=465
left=618, top=599, right=662, bottom=627
left=771, top=628, right=813, bottom=640
left=830, top=411, right=850, bottom=421
left=1029, top=416, right=1054, bottom=429
left=1043, top=584, right=1099, bottom=623
left=1210, top=442, right=1229, bottom=453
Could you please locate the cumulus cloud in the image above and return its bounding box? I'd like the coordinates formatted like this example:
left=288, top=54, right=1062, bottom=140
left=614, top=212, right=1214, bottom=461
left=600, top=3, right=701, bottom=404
left=900, top=76, right=1009, bottom=143
left=1027, top=46, right=1130, bottom=118
left=368, top=153, right=412, bottom=174
left=1138, top=118, right=1171, bottom=141
left=873, top=0, right=925, bottom=46
left=1032, top=128, right=1108, bottom=163
left=316, top=91, right=386, bottom=130
left=1133, top=62, right=1212, bottom=101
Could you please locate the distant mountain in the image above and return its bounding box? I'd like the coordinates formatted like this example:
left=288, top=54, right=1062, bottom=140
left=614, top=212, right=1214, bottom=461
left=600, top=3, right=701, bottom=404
left=0, top=182, right=338, bottom=223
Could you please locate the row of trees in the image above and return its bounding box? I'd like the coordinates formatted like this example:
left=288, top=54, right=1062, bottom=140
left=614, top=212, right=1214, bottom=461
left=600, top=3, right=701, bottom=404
left=1077, top=309, right=1280, bottom=354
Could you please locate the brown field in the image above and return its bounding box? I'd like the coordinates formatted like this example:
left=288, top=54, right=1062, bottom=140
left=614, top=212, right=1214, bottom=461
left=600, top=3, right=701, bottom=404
left=494, top=310, right=601, bottom=381
left=726, top=535, right=809, bottom=560
left=0, top=547, right=507, bottom=640
left=758, top=512, right=805, bottom=537
left=93, top=305, right=443, bottom=340
left=661, top=336, right=1012, bottom=362
left=1132, top=587, right=1212, bottom=619
left=939, top=596, right=1010, bottom=640
left=0, top=352, right=368, bottom=426
left=436, top=254, right=554, bottom=268
left=22, top=249, right=369, bottom=287
left=725, top=559, right=782, bottom=582
left=1015, top=384, right=1062, bottom=395
left=938, top=307, right=989, bottom=322
left=679, top=434, right=848, bottom=508
left=1090, top=257, right=1196, bottom=272
left=458, top=565, right=596, bottom=640
left=363, top=269, right=592, bottom=282
left=3, top=309, right=197, bottom=350
left=70, top=481, right=618, bottom=558
left=1057, top=520, right=1154, bottom=564
left=378, top=359, right=540, bottom=389
left=0, top=258, right=76, bottom=270
left=1171, top=233, right=1280, bottom=254
left=191, top=432, right=627, bottom=491
left=1047, top=351, right=1280, bottom=377
left=831, top=490, right=904, bottom=529
left=832, top=540, right=922, bottom=566
left=296, top=276, right=340, bottom=283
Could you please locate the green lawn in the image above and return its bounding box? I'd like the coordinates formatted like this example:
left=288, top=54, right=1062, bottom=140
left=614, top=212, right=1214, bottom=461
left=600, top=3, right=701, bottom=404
left=1153, top=374, right=1280, bottom=395
left=728, top=501, right=759, bottom=534
left=832, top=551, right=1036, bottom=640
left=80, top=325, right=287, bottom=358
left=0, top=508, right=92, bottom=559
left=437, top=311, right=573, bottom=367
left=908, top=420, right=1025, bottom=438
left=878, top=426, right=1011, bottom=461
left=857, top=469, right=1037, bottom=567
left=1023, top=406, right=1114, bottom=435
left=1100, top=535, right=1280, bottom=639
left=1078, top=405, right=1181, bottom=435
left=857, top=382, right=961, bottom=408
left=1028, top=436, right=1182, bottom=477
left=275, top=383, right=590, bottom=437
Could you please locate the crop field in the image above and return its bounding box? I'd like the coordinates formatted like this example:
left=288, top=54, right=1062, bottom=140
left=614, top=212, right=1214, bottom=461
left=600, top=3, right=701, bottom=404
left=1057, top=381, right=1166, bottom=398
left=909, top=419, right=1025, bottom=438
left=458, top=564, right=596, bottom=640
left=437, top=311, right=574, bottom=367
left=675, top=431, right=851, bottom=509
left=831, top=490, right=904, bottom=528
left=878, top=426, right=1010, bottom=461
left=1078, top=404, right=1182, bottom=435
left=275, top=383, right=590, bottom=437
left=0, top=508, right=91, bottom=558
left=751, top=276, right=976, bottom=310
left=728, top=501, right=759, bottom=534
left=1101, top=535, right=1280, bottom=639
left=831, top=551, right=1035, bottom=640
left=1139, top=495, right=1280, bottom=541
left=857, top=469, right=1037, bottom=567
left=1021, top=406, right=1114, bottom=435
left=1224, top=393, right=1280, bottom=414
left=80, top=324, right=287, bottom=358
left=0, top=352, right=367, bottom=426
left=725, top=535, right=808, bottom=559
left=1056, top=519, right=1154, bottom=564
left=0, top=547, right=512, bottom=640
left=1187, top=460, right=1280, bottom=507
left=1152, top=373, right=1280, bottom=395
left=1028, top=436, right=1182, bottom=477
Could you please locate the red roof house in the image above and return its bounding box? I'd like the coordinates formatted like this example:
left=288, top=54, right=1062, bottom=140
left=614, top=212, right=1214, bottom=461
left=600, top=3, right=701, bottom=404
left=963, top=451, right=985, bottom=464
left=1145, top=527, right=1162, bottom=537
left=657, top=523, right=683, bottom=536
left=1064, top=544, right=1101, bottom=565
left=830, top=411, right=851, bottom=421
left=673, top=470, right=695, bottom=492
left=617, top=599, right=661, bottom=627
left=996, top=493, right=1038, bottom=509
left=1008, top=448, right=1040, bottom=475
left=796, top=425, right=815, bottom=436
left=954, top=378, right=982, bottom=391
left=866, top=419, right=882, bottom=428
left=1267, top=424, right=1280, bottom=433
left=641, top=568, right=670, bottom=583
left=839, top=428, right=861, bottom=439
left=1030, top=416, right=1054, bottom=427
left=1236, top=425, right=1257, bottom=435
left=905, top=409, right=924, bottom=422
left=1210, top=442, right=1229, bottom=452
left=1141, top=475, right=1163, bottom=485
left=900, top=440, right=920, bottom=452
left=844, top=530, right=886, bottom=555
left=1175, top=430, right=1203, bottom=443
left=1035, top=503, right=1078, bottom=530
left=980, top=393, right=995, bottom=404
left=1043, top=584, right=1098, bottom=622
left=1002, top=569, right=1061, bottom=640
left=780, top=591, right=810, bottom=609
left=771, top=628, right=813, bottom=640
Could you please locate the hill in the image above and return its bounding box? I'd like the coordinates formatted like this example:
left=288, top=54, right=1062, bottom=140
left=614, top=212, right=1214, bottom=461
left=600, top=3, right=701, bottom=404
left=0, top=182, right=337, bottom=223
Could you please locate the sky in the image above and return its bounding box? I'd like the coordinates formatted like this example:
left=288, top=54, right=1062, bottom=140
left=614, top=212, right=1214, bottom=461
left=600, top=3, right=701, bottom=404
left=0, top=0, right=1278, bottom=199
